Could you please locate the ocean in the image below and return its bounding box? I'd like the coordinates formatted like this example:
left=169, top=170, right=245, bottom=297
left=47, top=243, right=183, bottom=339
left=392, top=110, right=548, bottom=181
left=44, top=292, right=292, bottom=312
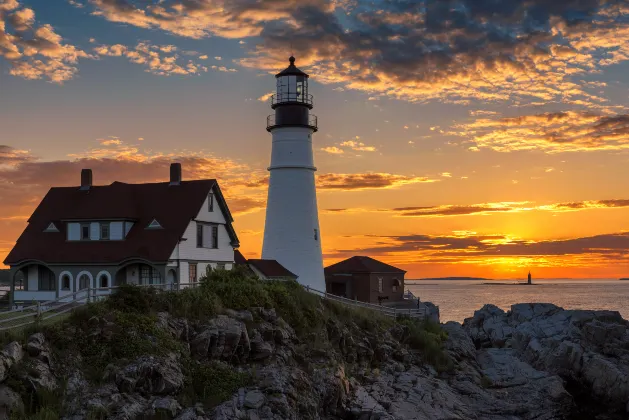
left=406, top=279, right=629, bottom=323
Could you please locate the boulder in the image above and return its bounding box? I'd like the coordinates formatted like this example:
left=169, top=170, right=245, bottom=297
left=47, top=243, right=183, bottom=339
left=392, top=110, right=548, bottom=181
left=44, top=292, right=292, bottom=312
left=190, top=316, right=250, bottom=362
left=243, top=390, right=265, bottom=409
left=114, top=354, right=184, bottom=395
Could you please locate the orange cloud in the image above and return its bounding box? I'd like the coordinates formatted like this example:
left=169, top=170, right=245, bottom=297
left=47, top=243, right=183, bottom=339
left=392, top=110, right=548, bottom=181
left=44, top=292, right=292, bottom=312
left=325, top=199, right=629, bottom=218
left=316, top=173, right=437, bottom=191
left=454, top=111, right=629, bottom=152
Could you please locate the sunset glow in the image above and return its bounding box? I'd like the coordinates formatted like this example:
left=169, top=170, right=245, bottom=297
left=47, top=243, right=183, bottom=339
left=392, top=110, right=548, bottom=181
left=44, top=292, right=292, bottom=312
left=3, top=0, right=629, bottom=278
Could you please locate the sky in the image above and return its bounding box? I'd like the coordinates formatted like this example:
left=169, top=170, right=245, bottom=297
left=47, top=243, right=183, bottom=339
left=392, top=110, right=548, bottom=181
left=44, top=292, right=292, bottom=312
left=2, top=0, right=629, bottom=279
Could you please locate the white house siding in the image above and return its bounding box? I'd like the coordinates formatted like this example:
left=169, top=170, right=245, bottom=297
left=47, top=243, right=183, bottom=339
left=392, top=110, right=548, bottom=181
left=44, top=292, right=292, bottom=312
left=90, top=222, right=100, bottom=240
left=68, top=223, right=80, bottom=240
left=167, top=187, right=235, bottom=279
left=110, top=222, right=124, bottom=240
left=27, top=265, right=38, bottom=290
left=126, top=265, right=140, bottom=285
left=197, top=188, right=227, bottom=224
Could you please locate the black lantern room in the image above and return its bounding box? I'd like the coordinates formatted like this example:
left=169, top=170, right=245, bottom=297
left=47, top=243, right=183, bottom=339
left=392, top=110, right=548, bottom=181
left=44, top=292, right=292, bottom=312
left=267, top=56, right=318, bottom=132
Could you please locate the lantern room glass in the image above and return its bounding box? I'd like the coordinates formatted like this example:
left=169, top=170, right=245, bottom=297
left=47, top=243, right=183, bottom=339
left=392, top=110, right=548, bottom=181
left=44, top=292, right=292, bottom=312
left=276, top=74, right=308, bottom=104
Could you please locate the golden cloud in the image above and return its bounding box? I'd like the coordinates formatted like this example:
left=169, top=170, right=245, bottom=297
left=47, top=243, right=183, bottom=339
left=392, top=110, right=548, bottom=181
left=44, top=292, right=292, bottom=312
left=453, top=111, right=629, bottom=152
left=0, top=0, right=94, bottom=82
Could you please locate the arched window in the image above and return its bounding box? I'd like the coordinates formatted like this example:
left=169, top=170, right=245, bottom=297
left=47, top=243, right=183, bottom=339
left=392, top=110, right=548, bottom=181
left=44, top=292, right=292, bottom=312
left=79, top=274, right=89, bottom=290
left=61, top=275, right=71, bottom=290
left=99, top=274, right=109, bottom=288
left=392, top=278, right=400, bottom=292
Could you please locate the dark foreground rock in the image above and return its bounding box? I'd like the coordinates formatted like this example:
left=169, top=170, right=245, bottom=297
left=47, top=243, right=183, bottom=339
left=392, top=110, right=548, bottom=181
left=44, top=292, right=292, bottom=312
left=464, top=303, right=629, bottom=419
left=0, top=301, right=626, bottom=419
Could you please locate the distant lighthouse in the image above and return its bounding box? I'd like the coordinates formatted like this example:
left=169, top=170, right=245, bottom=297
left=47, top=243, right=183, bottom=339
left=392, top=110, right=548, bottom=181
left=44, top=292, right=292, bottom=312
left=528, top=271, right=532, bottom=284
left=261, top=56, right=325, bottom=290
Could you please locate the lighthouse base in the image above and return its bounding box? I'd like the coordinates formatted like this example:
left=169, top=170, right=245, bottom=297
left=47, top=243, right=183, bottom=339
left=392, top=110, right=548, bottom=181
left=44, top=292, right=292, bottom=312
left=262, top=167, right=325, bottom=291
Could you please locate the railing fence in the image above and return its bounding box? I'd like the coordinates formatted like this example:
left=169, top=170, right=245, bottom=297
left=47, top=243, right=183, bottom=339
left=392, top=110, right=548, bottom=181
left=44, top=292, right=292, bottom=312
left=0, top=281, right=426, bottom=332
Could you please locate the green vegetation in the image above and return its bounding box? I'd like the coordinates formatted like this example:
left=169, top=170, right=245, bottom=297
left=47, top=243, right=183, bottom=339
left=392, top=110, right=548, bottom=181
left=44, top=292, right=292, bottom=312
left=396, top=318, right=454, bottom=372
left=2, top=267, right=453, bottom=418
left=180, top=360, right=250, bottom=408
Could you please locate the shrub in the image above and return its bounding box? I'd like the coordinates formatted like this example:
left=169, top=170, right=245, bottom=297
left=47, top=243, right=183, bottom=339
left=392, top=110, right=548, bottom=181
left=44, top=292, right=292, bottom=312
left=397, top=318, right=453, bottom=372
left=180, top=359, right=251, bottom=408
left=200, top=268, right=272, bottom=310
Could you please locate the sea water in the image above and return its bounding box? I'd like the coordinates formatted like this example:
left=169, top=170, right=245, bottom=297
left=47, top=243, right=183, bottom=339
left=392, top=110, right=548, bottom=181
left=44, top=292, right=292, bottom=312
left=406, top=279, right=629, bottom=323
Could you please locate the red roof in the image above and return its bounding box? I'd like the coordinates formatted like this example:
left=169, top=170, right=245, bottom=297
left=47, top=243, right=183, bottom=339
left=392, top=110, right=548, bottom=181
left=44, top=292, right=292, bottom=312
left=234, top=249, right=248, bottom=265
left=325, top=256, right=406, bottom=274
left=4, top=180, right=239, bottom=265
left=247, top=259, right=297, bottom=279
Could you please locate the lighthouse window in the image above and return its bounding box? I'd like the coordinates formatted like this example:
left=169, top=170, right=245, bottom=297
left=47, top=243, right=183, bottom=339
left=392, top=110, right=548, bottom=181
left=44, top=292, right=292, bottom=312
left=314, top=229, right=318, bottom=241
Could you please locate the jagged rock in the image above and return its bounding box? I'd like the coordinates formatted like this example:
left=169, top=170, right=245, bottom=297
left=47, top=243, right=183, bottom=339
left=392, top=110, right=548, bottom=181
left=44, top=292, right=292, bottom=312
left=250, top=330, right=273, bottom=361
left=0, top=385, right=24, bottom=419
left=26, top=333, right=51, bottom=365
left=147, top=396, right=182, bottom=418
left=114, top=354, right=183, bottom=395
left=22, top=358, right=58, bottom=392
left=157, top=312, right=190, bottom=342
left=191, top=316, right=250, bottom=361
left=225, top=309, right=254, bottom=323
left=1, top=342, right=22, bottom=366
left=464, top=302, right=629, bottom=416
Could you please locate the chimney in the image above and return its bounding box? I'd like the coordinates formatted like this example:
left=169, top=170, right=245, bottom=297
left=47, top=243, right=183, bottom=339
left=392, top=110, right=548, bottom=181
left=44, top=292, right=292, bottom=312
left=170, top=163, right=182, bottom=185
left=80, top=169, right=92, bottom=191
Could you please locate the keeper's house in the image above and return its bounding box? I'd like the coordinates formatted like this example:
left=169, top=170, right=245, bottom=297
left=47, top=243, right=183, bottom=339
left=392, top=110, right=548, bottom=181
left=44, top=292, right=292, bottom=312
left=3, top=163, right=239, bottom=305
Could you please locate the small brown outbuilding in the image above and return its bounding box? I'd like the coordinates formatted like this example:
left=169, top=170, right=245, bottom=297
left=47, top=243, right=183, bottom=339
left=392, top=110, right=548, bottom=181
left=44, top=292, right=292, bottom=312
left=324, top=256, right=406, bottom=304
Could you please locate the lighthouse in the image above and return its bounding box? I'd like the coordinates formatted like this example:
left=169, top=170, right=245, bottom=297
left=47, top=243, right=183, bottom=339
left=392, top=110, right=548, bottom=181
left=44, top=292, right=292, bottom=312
left=262, top=56, right=325, bottom=290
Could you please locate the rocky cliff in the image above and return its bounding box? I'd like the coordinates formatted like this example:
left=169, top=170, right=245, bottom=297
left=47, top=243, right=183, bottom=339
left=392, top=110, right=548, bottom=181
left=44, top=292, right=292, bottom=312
left=0, top=273, right=626, bottom=420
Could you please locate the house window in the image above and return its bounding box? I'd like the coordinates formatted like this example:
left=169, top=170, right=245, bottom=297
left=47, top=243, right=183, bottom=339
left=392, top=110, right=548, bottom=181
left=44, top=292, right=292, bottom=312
left=38, top=267, right=55, bottom=291
left=212, top=225, right=218, bottom=248
left=61, top=275, right=71, bottom=290
left=81, top=223, right=90, bottom=240
left=189, top=263, right=197, bottom=283
left=378, top=277, right=383, bottom=293
left=99, top=274, right=109, bottom=288
left=197, top=224, right=203, bottom=248
left=216, top=263, right=225, bottom=270
left=392, top=278, right=399, bottom=292
left=140, top=265, right=151, bottom=285
left=208, top=193, right=214, bottom=212
left=79, top=274, right=90, bottom=290
left=100, top=222, right=110, bottom=240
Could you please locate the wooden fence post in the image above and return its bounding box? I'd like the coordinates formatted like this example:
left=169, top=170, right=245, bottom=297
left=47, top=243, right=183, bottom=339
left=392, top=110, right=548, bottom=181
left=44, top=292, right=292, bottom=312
left=36, top=302, right=41, bottom=319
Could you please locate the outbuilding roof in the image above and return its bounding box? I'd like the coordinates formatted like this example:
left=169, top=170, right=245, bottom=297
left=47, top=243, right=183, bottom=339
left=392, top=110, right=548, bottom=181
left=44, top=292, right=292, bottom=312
left=4, top=179, right=239, bottom=265
left=247, top=259, right=298, bottom=279
left=325, top=256, right=406, bottom=274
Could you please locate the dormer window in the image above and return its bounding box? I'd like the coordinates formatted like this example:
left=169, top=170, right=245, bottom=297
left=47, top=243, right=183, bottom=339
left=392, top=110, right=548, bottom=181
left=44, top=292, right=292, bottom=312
left=100, top=222, right=110, bottom=240
left=147, top=219, right=162, bottom=229
left=44, top=222, right=59, bottom=233
left=208, top=193, right=214, bottom=212
left=81, top=223, right=90, bottom=240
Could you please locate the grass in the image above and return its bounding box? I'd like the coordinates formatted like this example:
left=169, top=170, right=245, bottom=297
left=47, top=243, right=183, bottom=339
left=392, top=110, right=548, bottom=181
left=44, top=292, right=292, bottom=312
left=396, top=318, right=454, bottom=373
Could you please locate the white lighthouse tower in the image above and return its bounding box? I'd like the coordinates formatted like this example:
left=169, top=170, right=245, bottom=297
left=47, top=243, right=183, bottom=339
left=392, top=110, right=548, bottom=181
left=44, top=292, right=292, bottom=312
left=262, top=56, right=325, bottom=290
